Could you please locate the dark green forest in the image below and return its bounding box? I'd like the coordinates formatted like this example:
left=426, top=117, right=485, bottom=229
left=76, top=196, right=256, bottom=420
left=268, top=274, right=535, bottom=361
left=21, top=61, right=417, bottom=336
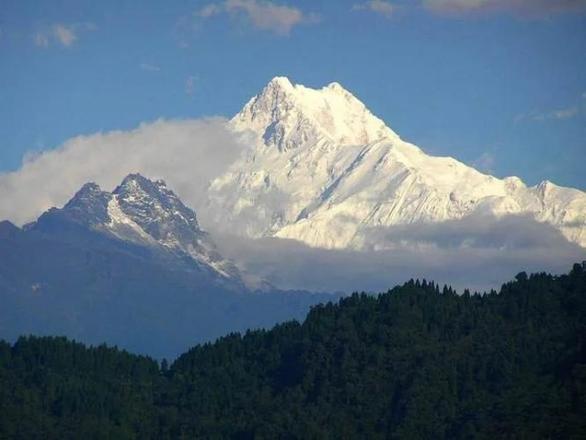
left=1, top=264, right=585, bottom=439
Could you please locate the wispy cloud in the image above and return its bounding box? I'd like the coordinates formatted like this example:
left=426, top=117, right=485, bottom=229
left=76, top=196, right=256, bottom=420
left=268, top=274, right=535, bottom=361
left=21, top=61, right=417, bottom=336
left=515, top=94, right=585, bottom=123
left=53, top=24, right=76, bottom=46
left=472, top=152, right=495, bottom=173
left=352, top=0, right=396, bottom=18
left=33, top=23, right=96, bottom=48
left=185, top=75, right=198, bottom=96
left=0, top=118, right=248, bottom=226
left=422, top=0, right=586, bottom=18
left=545, top=107, right=580, bottom=120
left=197, top=0, right=319, bottom=35
left=33, top=32, right=50, bottom=48
left=199, top=4, right=223, bottom=18
left=140, top=63, right=161, bottom=72
left=516, top=106, right=580, bottom=123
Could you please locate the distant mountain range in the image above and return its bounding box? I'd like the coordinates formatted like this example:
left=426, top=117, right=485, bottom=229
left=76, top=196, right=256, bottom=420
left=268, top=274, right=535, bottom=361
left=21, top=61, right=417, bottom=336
left=0, top=175, right=334, bottom=359
left=208, top=77, right=586, bottom=249
left=1, top=77, right=584, bottom=358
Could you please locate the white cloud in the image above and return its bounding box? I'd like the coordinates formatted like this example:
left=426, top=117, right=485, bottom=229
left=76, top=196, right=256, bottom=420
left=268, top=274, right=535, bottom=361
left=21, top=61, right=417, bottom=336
left=197, top=0, right=319, bottom=35
left=199, top=3, right=223, bottom=17
left=140, top=63, right=161, bottom=72
left=472, top=152, right=495, bottom=173
left=530, top=106, right=580, bottom=121
left=516, top=95, right=584, bottom=123
left=33, top=32, right=50, bottom=47
left=551, top=107, right=580, bottom=119
left=185, top=75, right=198, bottom=96
left=0, top=118, right=249, bottom=226
left=33, top=22, right=95, bottom=48
left=423, top=0, right=586, bottom=17
left=352, top=0, right=396, bottom=18
left=53, top=24, right=77, bottom=46
left=212, top=214, right=584, bottom=293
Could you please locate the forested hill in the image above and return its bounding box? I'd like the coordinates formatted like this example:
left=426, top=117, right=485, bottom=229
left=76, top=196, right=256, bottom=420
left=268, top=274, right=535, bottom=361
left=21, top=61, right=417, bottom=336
left=1, top=264, right=585, bottom=439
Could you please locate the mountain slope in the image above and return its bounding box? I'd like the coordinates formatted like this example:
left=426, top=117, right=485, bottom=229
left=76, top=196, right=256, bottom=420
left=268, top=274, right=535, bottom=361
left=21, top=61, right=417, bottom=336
left=208, top=77, right=586, bottom=249
left=1, top=264, right=585, bottom=438
left=0, top=175, right=334, bottom=358
left=32, top=174, right=241, bottom=282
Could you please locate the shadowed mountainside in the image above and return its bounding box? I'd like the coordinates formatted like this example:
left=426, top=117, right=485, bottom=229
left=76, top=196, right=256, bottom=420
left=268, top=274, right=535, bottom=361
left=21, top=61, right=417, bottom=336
left=0, top=264, right=584, bottom=438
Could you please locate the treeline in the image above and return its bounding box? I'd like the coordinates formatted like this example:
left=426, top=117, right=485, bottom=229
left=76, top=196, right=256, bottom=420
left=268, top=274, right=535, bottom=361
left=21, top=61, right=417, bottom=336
left=1, top=264, right=585, bottom=439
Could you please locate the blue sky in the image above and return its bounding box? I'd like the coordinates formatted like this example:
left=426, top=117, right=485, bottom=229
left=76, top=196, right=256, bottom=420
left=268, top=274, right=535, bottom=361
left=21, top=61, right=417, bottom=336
left=1, top=0, right=585, bottom=189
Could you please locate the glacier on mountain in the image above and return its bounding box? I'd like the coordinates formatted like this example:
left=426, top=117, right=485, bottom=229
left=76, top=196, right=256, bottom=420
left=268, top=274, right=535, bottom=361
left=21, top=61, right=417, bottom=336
left=207, top=76, right=586, bottom=249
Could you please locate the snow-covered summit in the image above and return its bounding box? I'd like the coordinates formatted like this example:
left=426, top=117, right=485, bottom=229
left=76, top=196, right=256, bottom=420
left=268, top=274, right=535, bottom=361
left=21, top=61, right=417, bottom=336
left=232, top=76, right=399, bottom=151
left=209, top=77, right=586, bottom=249
left=113, top=174, right=201, bottom=244
left=35, top=174, right=242, bottom=281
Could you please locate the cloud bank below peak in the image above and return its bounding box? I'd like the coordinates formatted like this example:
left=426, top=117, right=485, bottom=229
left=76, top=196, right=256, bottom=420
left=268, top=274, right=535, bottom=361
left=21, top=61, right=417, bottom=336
left=0, top=117, right=248, bottom=226
left=212, top=214, right=585, bottom=293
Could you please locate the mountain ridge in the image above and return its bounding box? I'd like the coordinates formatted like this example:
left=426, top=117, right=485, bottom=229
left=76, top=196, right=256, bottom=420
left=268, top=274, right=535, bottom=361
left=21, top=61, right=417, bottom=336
left=0, top=174, right=336, bottom=359
left=207, top=76, right=586, bottom=249
left=31, top=173, right=243, bottom=283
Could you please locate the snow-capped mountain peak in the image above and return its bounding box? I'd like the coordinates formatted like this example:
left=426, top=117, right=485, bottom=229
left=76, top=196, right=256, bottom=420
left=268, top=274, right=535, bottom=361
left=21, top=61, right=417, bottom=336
left=34, top=174, right=242, bottom=282
left=113, top=173, right=201, bottom=244
left=209, top=77, right=586, bottom=249
left=266, top=75, right=294, bottom=91
left=62, top=182, right=111, bottom=226
left=232, top=76, right=398, bottom=152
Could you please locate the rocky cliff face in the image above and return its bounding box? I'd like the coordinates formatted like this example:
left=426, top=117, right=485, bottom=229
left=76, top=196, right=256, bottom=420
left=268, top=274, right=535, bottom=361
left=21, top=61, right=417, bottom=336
left=31, top=174, right=243, bottom=282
